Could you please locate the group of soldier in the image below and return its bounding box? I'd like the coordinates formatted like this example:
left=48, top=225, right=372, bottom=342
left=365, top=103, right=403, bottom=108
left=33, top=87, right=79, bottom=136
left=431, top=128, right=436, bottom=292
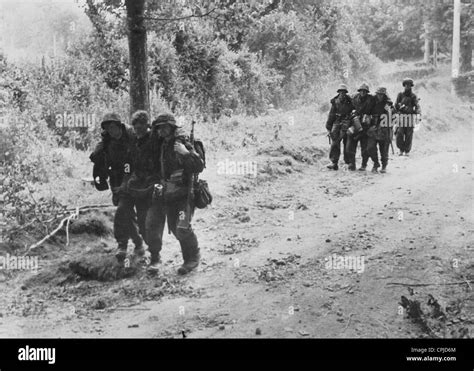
left=89, top=78, right=420, bottom=275
left=325, top=78, right=421, bottom=173
left=89, top=112, right=204, bottom=275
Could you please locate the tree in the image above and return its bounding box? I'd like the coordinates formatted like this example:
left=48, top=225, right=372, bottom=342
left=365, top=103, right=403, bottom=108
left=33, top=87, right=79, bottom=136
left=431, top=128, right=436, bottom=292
left=125, top=0, right=149, bottom=115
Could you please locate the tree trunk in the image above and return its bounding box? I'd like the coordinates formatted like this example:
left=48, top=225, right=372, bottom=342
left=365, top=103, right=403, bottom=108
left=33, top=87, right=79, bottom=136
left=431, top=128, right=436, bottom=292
left=452, top=0, right=461, bottom=78
left=424, top=22, right=430, bottom=65
left=125, top=0, right=149, bottom=117
left=460, top=35, right=472, bottom=72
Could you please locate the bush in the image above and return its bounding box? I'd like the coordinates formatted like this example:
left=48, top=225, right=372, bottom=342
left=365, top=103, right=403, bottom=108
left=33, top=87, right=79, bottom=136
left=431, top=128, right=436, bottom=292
left=69, top=212, right=111, bottom=236
left=0, top=109, right=71, bottom=241
left=149, top=29, right=282, bottom=119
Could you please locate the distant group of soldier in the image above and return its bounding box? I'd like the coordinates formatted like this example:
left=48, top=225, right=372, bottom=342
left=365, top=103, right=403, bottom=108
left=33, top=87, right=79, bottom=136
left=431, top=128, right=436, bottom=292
left=89, top=112, right=205, bottom=275
left=325, top=78, right=421, bottom=173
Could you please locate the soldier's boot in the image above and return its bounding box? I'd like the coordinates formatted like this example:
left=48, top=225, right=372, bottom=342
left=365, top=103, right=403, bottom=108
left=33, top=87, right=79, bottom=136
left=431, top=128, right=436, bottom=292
left=399, top=151, right=404, bottom=156
left=348, top=163, right=356, bottom=171
left=371, top=165, right=379, bottom=173
left=148, top=253, right=161, bottom=272
left=327, top=163, right=339, bottom=171
left=380, top=165, right=387, bottom=174
left=115, top=243, right=128, bottom=264
left=130, top=227, right=144, bottom=256
left=358, top=166, right=367, bottom=171
left=177, top=246, right=200, bottom=275
left=134, top=241, right=146, bottom=257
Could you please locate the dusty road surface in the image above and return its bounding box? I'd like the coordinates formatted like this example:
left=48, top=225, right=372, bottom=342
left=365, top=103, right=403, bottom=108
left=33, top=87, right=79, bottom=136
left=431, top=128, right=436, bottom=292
left=1, top=111, right=472, bottom=339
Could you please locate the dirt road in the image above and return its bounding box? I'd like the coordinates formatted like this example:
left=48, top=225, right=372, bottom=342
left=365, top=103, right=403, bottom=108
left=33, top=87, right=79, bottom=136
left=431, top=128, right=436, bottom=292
left=2, top=114, right=472, bottom=338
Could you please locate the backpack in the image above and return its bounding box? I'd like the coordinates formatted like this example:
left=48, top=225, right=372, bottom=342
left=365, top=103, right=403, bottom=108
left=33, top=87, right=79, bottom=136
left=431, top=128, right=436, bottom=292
left=191, top=139, right=212, bottom=208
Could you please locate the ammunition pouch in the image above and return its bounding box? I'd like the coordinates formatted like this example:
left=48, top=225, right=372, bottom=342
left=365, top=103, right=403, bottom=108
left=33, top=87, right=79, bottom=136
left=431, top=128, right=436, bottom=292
left=163, top=169, right=188, bottom=203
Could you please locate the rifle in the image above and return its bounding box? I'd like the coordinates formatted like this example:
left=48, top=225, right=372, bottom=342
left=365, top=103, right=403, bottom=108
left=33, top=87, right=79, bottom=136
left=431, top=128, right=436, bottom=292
left=177, top=120, right=196, bottom=231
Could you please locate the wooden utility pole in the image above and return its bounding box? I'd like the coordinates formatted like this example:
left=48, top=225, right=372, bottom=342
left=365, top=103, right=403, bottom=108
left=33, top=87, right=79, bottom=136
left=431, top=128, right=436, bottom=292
left=424, top=21, right=430, bottom=65
left=452, top=0, right=461, bottom=79
left=125, top=0, right=149, bottom=117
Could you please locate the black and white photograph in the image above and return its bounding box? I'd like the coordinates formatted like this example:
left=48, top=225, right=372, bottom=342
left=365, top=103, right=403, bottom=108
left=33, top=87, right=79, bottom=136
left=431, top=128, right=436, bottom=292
left=0, top=0, right=472, bottom=366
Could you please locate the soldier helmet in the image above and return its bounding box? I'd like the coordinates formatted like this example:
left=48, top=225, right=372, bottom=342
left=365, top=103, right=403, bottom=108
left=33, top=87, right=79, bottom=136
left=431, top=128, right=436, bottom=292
left=358, top=83, right=370, bottom=92
left=337, top=84, right=349, bottom=93
left=100, top=112, right=121, bottom=130
left=152, top=113, right=178, bottom=128
left=402, top=78, right=414, bottom=87
left=376, top=87, right=387, bottom=95
left=131, top=110, right=150, bottom=127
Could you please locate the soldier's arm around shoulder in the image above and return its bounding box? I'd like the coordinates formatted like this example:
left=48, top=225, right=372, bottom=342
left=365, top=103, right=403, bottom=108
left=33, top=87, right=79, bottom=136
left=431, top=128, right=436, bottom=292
left=125, top=126, right=136, bottom=140
left=89, top=132, right=108, bottom=163
left=177, top=136, right=205, bottom=174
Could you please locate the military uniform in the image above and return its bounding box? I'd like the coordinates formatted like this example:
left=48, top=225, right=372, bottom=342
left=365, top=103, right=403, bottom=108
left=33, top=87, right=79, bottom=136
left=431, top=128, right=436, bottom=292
left=367, top=87, right=393, bottom=173
left=346, top=83, right=374, bottom=170
left=395, top=78, right=420, bottom=156
left=326, top=84, right=354, bottom=170
left=89, top=113, right=143, bottom=261
left=146, top=114, right=205, bottom=275
left=121, top=130, right=156, bottom=251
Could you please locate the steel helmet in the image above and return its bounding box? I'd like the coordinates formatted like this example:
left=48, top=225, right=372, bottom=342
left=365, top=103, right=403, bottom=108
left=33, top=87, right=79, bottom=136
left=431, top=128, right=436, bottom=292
left=100, top=112, right=121, bottom=130
left=358, top=83, right=370, bottom=92
left=402, top=78, right=414, bottom=87
left=337, top=84, right=349, bottom=93
left=152, top=113, right=178, bottom=128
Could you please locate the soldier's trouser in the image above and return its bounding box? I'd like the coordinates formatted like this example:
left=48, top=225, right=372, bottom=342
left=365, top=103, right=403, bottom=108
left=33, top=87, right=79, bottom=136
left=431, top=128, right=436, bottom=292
left=360, top=134, right=369, bottom=167
left=396, top=127, right=414, bottom=153
left=135, top=198, right=149, bottom=243
left=145, top=198, right=199, bottom=263
left=114, top=193, right=143, bottom=250
left=343, top=136, right=350, bottom=164
left=367, top=138, right=389, bottom=168
left=346, top=133, right=368, bottom=166
left=329, top=120, right=349, bottom=165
